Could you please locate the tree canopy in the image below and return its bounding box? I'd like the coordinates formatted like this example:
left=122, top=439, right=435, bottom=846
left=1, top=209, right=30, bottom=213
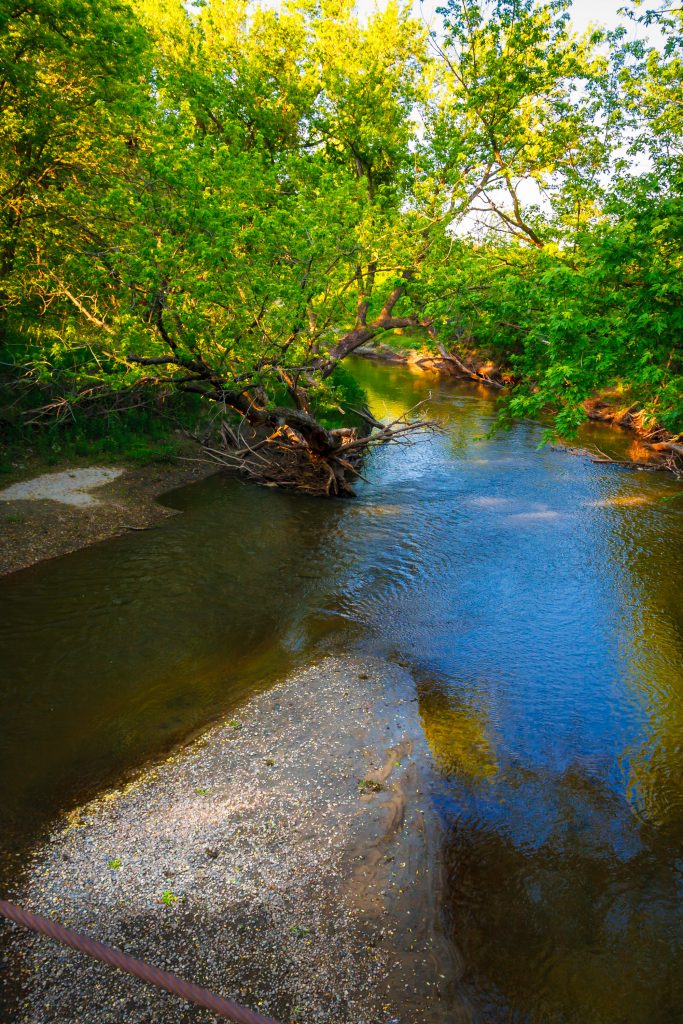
left=0, top=0, right=680, bottom=481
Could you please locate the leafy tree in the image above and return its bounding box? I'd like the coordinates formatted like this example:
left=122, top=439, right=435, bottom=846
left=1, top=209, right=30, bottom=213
left=425, top=0, right=612, bottom=246
left=417, top=0, right=682, bottom=444
left=1, top=0, right=680, bottom=485
left=0, top=0, right=148, bottom=321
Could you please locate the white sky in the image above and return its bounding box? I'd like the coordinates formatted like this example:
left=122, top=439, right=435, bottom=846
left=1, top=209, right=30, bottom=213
left=256, top=1, right=661, bottom=45
left=360, top=0, right=661, bottom=43
left=256, top=0, right=659, bottom=40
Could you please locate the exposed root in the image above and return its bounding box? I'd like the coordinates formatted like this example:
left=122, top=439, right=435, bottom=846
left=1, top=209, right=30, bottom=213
left=583, top=399, right=683, bottom=476
left=559, top=442, right=683, bottom=477
left=202, top=401, right=440, bottom=496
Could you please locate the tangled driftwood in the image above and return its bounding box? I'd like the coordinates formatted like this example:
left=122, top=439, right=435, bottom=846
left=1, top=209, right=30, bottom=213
left=559, top=441, right=683, bottom=477
left=200, top=400, right=439, bottom=496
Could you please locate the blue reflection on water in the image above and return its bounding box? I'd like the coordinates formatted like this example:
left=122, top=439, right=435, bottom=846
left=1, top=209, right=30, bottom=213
left=1, top=357, right=681, bottom=1022
left=338, top=359, right=683, bottom=1022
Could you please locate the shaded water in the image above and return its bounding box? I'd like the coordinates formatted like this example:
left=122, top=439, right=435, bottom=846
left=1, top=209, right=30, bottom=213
left=1, top=358, right=682, bottom=1022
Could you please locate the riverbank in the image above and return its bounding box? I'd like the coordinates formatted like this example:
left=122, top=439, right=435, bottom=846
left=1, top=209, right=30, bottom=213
left=0, top=456, right=219, bottom=576
left=356, top=342, right=683, bottom=474
left=2, top=656, right=464, bottom=1024
left=3, top=355, right=683, bottom=1023
left=2, top=350, right=679, bottom=582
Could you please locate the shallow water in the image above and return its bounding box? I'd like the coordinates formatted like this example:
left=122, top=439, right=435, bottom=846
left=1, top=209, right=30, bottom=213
left=1, top=358, right=682, bottom=1022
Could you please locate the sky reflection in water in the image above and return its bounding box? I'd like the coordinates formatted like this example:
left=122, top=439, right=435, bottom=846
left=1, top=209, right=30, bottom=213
left=345, top=359, right=683, bottom=1022
left=1, top=358, right=682, bottom=1022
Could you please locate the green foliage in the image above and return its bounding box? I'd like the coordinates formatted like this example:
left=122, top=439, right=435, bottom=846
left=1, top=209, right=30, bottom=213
left=417, top=0, right=682, bottom=438
left=0, top=0, right=680, bottom=458
left=309, top=364, right=369, bottom=429
left=423, top=172, right=683, bottom=437
left=0, top=0, right=149, bottom=304
left=358, top=778, right=383, bottom=793
left=427, top=0, right=612, bottom=242
left=0, top=330, right=206, bottom=469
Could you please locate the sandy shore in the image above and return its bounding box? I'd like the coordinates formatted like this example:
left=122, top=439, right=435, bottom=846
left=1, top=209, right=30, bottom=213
left=3, top=656, right=467, bottom=1024
left=0, top=458, right=219, bottom=576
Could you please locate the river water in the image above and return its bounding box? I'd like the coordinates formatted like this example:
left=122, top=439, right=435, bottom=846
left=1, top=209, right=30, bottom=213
left=1, top=358, right=682, bottom=1022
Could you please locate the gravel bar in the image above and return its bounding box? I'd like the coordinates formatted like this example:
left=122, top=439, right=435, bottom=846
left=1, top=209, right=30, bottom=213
left=2, top=656, right=468, bottom=1024
left=0, top=459, right=218, bottom=576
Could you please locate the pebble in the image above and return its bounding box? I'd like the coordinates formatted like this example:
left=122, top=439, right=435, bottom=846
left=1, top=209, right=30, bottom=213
left=3, top=657, right=466, bottom=1023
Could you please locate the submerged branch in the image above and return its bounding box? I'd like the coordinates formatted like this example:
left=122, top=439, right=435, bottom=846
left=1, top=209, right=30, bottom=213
left=203, top=399, right=440, bottom=497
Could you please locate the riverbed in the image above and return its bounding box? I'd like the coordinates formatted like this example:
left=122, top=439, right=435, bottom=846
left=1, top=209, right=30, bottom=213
left=1, top=358, right=682, bottom=1022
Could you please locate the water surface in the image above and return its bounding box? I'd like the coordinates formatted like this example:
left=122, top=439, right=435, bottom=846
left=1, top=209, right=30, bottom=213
left=1, top=358, right=682, bottom=1022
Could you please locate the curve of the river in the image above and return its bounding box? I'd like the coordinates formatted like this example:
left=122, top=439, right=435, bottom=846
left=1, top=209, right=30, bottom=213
left=1, top=358, right=682, bottom=1022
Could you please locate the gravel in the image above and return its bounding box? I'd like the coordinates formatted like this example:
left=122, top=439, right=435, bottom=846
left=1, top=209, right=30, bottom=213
left=0, top=459, right=218, bottom=576
left=0, top=468, right=125, bottom=507
left=3, top=657, right=468, bottom=1024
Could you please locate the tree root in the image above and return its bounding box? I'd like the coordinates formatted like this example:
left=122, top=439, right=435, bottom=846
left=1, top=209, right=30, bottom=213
left=201, top=401, right=440, bottom=496
left=559, top=442, right=683, bottom=477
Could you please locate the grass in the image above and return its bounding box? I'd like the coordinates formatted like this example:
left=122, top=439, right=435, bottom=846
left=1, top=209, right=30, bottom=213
left=0, top=327, right=372, bottom=476
left=383, top=327, right=430, bottom=350
left=358, top=778, right=383, bottom=793
left=0, top=388, right=211, bottom=478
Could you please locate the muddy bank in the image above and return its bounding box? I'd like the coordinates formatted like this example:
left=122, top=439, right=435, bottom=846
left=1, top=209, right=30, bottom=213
left=356, top=343, right=682, bottom=474
left=354, top=342, right=506, bottom=388
left=582, top=395, right=683, bottom=471
left=2, top=657, right=465, bottom=1024
left=0, top=457, right=219, bottom=576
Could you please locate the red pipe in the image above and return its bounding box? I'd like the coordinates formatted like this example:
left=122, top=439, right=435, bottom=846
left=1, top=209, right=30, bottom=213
left=0, top=898, right=279, bottom=1024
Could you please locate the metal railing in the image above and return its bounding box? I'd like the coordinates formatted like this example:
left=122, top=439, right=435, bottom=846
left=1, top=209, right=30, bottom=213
left=0, top=898, right=279, bottom=1024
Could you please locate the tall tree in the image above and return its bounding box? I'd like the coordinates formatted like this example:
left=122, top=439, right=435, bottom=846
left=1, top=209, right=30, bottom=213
left=0, top=0, right=148, bottom=328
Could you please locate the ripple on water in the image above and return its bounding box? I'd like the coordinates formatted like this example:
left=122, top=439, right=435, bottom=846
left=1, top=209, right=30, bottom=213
left=1, top=358, right=683, bottom=1023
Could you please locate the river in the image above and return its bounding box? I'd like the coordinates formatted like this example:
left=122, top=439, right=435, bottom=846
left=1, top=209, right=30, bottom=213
left=1, top=357, right=682, bottom=1022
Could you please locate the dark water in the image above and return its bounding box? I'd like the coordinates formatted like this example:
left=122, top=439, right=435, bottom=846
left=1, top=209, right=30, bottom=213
left=1, top=358, right=682, bottom=1022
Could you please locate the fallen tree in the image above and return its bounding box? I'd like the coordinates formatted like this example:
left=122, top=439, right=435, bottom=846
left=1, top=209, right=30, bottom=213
left=127, top=302, right=441, bottom=494
left=7, top=0, right=681, bottom=491
left=200, top=403, right=438, bottom=497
